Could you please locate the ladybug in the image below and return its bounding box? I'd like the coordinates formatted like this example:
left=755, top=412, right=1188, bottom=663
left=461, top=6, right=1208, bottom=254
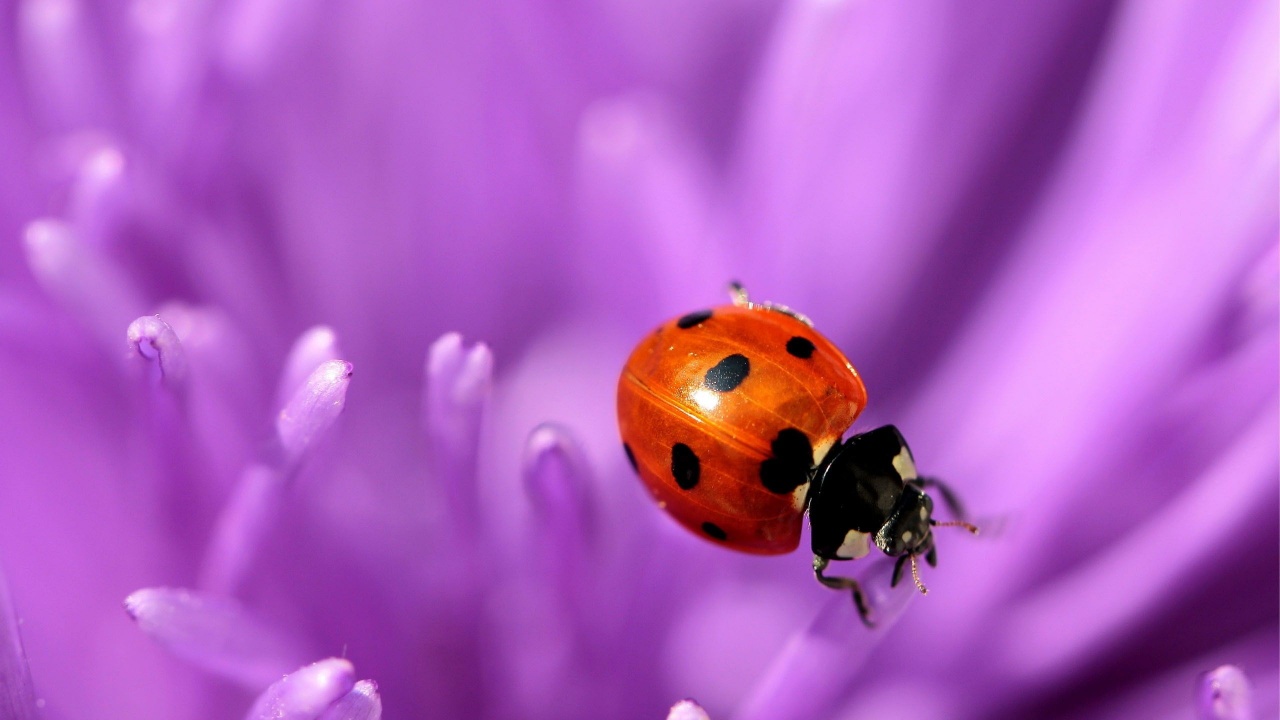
left=616, top=284, right=976, bottom=625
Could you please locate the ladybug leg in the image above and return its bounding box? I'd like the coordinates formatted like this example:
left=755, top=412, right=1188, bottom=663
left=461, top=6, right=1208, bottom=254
left=728, top=281, right=750, bottom=306
left=890, top=555, right=911, bottom=588
left=925, top=545, right=938, bottom=568
left=813, top=556, right=875, bottom=628
left=912, top=477, right=969, bottom=522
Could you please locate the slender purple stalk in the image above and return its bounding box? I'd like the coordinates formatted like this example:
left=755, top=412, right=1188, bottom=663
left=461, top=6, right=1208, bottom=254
left=734, top=557, right=913, bottom=720
left=202, top=332, right=354, bottom=594
left=124, top=588, right=305, bottom=688
left=0, top=572, right=38, bottom=720
left=22, top=218, right=142, bottom=353
left=423, top=333, right=492, bottom=532
left=199, top=464, right=286, bottom=595
left=522, top=423, right=596, bottom=599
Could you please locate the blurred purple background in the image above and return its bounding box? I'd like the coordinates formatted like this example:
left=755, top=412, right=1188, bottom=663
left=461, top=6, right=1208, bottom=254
left=0, top=0, right=1276, bottom=718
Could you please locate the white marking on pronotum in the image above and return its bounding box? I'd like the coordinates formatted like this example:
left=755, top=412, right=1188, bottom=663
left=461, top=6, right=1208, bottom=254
left=892, top=447, right=918, bottom=482
left=836, top=530, right=871, bottom=559
left=901, top=530, right=913, bottom=543
left=795, top=434, right=841, bottom=512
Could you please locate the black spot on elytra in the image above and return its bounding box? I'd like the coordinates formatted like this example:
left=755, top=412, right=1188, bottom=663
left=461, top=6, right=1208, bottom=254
left=623, top=443, right=638, bottom=473
left=676, top=310, right=713, bottom=329
left=704, top=354, right=750, bottom=392
left=671, top=443, right=700, bottom=490
left=701, top=522, right=727, bottom=541
left=760, top=428, right=814, bottom=494
left=786, top=336, right=815, bottom=359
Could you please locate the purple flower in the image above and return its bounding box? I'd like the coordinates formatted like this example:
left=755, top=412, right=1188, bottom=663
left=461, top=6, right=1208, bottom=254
left=0, top=0, right=1275, bottom=718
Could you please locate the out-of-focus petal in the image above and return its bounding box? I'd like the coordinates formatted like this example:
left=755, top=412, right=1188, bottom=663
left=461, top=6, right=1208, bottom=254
left=276, top=359, right=353, bottom=468
left=316, top=680, right=381, bottom=720
left=153, top=301, right=261, bottom=489
left=244, top=658, right=355, bottom=720
left=664, top=581, right=805, bottom=718
left=997, top=403, right=1277, bottom=681
left=733, top=557, right=913, bottom=720
left=199, top=464, right=284, bottom=595
left=23, top=218, right=144, bottom=351
left=124, top=587, right=304, bottom=688
left=128, top=0, right=217, bottom=150
left=1199, top=665, right=1253, bottom=720
left=0, top=571, right=39, bottom=720
left=424, top=333, right=492, bottom=530
left=735, top=0, right=1114, bottom=373
left=573, top=94, right=725, bottom=316
left=668, top=698, right=711, bottom=720
left=217, top=0, right=322, bottom=85
left=68, top=144, right=130, bottom=249
left=522, top=424, right=596, bottom=586
left=17, top=0, right=111, bottom=129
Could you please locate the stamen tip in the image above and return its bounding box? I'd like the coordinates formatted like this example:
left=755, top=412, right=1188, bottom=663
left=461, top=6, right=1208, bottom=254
left=426, top=332, right=464, bottom=376
left=276, top=359, right=354, bottom=463
left=318, top=679, right=382, bottom=720
left=126, top=314, right=187, bottom=387
left=668, top=699, right=711, bottom=720
left=1198, top=665, right=1252, bottom=720
left=248, top=658, right=357, bottom=719
left=23, top=219, right=72, bottom=272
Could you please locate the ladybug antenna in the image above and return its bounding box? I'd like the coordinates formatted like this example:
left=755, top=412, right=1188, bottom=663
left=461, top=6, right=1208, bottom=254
left=725, top=281, right=815, bottom=326
left=910, top=554, right=928, bottom=595
left=930, top=519, right=981, bottom=536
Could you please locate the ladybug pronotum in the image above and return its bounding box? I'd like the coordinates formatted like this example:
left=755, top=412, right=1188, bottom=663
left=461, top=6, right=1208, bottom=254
left=616, top=284, right=977, bottom=625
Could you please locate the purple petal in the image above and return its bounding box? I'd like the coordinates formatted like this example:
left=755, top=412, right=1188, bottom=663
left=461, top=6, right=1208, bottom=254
left=127, top=314, right=188, bottom=390
left=316, top=680, right=381, bottom=720
left=68, top=145, right=132, bottom=249
left=218, top=0, right=321, bottom=85
left=996, top=407, right=1278, bottom=682
left=1199, top=665, right=1253, bottom=720
left=668, top=699, right=711, bottom=720
left=573, top=94, right=723, bottom=315
left=733, top=557, right=913, bottom=720
left=423, top=333, right=492, bottom=528
left=244, top=658, right=355, bottom=720
left=276, top=359, right=353, bottom=468
left=127, top=0, right=210, bottom=144
left=124, top=587, right=304, bottom=688
left=152, top=301, right=262, bottom=485
left=0, top=572, right=39, bottom=720
left=522, top=424, right=596, bottom=583
left=277, top=326, right=342, bottom=412
left=23, top=218, right=144, bottom=352
left=199, top=464, right=285, bottom=595
left=17, top=0, right=110, bottom=129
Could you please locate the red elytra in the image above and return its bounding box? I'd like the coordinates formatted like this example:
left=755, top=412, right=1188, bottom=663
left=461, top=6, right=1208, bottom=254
left=617, top=303, right=867, bottom=554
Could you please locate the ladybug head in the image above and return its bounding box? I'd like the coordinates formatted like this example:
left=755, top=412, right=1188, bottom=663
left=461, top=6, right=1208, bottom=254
left=875, top=485, right=935, bottom=557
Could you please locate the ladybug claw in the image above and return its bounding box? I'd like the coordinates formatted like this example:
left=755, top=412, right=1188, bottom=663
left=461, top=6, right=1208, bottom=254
left=813, top=556, right=877, bottom=628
